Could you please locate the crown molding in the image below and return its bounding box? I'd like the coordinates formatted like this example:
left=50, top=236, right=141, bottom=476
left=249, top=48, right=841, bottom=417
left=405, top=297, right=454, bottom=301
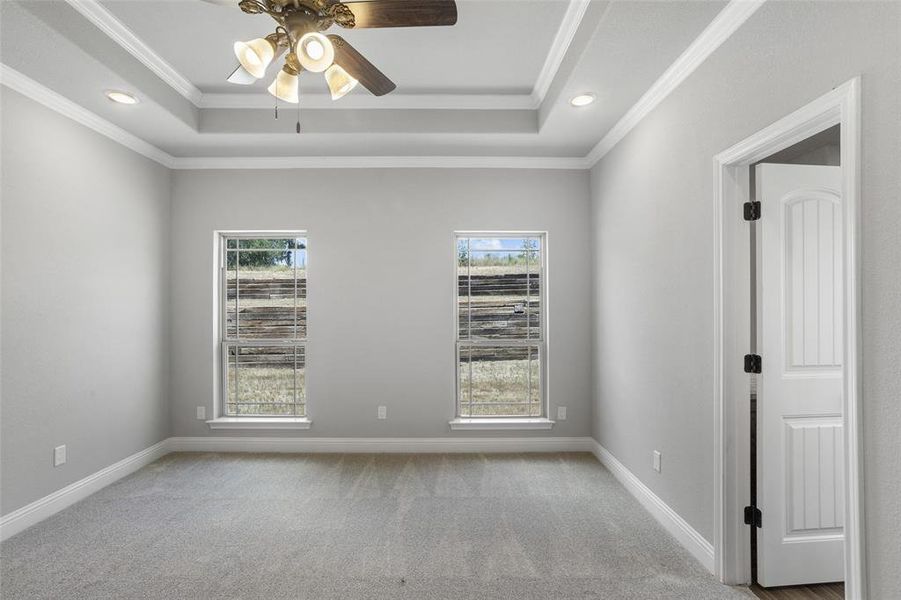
left=1, top=63, right=588, bottom=170
left=584, top=0, right=766, bottom=167
left=3, top=0, right=757, bottom=174
left=171, top=154, right=592, bottom=170
left=531, top=0, right=591, bottom=106
left=64, top=0, right=587, bottom=112
left=199, top=91, right=538, bottom=110
left=0, top=64, right=176, bottom=168
left=63, top=0, right=203, bottom=106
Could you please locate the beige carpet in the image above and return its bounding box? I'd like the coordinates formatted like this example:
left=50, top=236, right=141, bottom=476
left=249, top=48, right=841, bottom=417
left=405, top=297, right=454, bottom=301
left=1, top=452, right=750, bottom=599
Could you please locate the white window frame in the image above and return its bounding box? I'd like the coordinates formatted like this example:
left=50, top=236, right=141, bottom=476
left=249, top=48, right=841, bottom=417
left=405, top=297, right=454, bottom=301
left=207, top=231, right=311, bottom=429
left=450, top=231, right=552, bottom=430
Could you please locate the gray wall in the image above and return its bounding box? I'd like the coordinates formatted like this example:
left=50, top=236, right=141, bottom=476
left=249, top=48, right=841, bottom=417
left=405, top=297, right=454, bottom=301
left=588, top=1, right=900, bottom=596
left=171, top=168, right=592, bottom=438
left=0, top=90, right=172, bottom=514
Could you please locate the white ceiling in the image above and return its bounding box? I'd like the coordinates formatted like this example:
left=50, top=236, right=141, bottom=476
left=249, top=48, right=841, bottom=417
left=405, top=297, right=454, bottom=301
left=0, top=0, right=728, bottom=163
left=101, top=0, right=568, bottom=96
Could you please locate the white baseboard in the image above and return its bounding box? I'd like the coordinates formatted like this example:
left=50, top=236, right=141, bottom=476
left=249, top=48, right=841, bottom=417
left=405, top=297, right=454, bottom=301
left=0, top=440, right=170, bottom=542
left=1, top=436, right=594, bottom=540
left=168, top=436, right=595, bottom=454
left=589, top=440, right=715, bottom=573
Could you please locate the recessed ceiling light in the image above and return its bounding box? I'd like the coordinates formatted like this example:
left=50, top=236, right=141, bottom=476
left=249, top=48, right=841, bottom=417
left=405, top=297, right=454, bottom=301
left=105, top=90, right=139, bottom=105
left=570, top=93, right=596, bottom=107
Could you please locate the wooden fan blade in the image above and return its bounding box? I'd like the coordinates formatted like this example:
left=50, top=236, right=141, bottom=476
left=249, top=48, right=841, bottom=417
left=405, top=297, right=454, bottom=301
left=341, top=0, right=457, bottom=28
left=328, top=35, right=397, bottom=96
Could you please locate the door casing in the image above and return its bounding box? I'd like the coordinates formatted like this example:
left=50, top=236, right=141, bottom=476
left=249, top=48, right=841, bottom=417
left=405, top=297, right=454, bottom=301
left=711, top=78, right=864, bottom=598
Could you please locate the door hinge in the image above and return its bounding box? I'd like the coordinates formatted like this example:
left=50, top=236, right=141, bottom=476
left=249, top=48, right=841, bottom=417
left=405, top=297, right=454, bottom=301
left=743, top=200, right=761, bottom=221
left=744, top=505, right=762, bottom=528
left=744, top=353, right=762, bottom=374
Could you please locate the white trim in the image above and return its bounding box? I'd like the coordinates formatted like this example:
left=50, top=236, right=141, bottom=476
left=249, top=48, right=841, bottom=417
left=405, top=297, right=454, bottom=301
left=172, top=155, right=591, bottom=170
left=206, top=417, right=312, bottom=430
left=531, top=0, right=591, bottom=106
left=63, top=0, right=203, bottom=105
left=169, top=436, right=593, bottom=454
left=585, top=0, right=765, bottom=166
left=712, top=78, right=864, bottom=597
left=2, top=0, right=757, bottom=169
left=0, top=64, right=176, bottom=168
left=448, top=418, right=555, bottom=431
left=65, top=0, right=587, bottom=112
left=590, top=441, right=715, bottom=573
left=0, top=435, right=594, bottom=540
left=0, top=66, right=588, bottom=170
left=200, top=92, right=539, bottom=111
left=0, top=440, right=169, bottom=542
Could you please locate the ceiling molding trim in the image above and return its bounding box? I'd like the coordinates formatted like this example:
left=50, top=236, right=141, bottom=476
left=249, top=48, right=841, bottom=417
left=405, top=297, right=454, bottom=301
left=64, top=0, right=204, bottom=106
left=199, top=92, right=538, bottom=110
left=0, top=64, right=587, bottom=170
left=584, top=0, right=766, bottom=167
left=0, top=63, right=176, bottom=168
left=172, top=155, right=592, bottom=170
left=64, top=0, right=587, bottom=111
left=531, top=0, right=591, bottom=107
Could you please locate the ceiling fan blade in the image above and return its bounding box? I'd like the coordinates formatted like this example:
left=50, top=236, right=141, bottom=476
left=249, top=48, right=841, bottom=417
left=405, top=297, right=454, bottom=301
left=340, top=0, right=457, bottom=28
left=328, top=35, right=396, bottom=96
left=227, top=64, right=257, bottom=85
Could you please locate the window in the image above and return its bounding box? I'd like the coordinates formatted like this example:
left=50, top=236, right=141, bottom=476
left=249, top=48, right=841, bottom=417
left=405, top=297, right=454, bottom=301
left=220, top=234, right=307, bottom=417
left=455, top=233, right=546, bottom=418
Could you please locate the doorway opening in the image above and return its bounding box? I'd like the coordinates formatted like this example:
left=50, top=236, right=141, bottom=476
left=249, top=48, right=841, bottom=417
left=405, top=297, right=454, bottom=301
left=712, top=80, right=864, bottom=599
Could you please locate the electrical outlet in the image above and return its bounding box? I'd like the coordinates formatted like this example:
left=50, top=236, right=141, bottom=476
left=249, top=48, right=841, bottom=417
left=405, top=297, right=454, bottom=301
left=556, top=406, right=567, bottom=420
left=196, top=406, right=206, bottom=420
left=377, top=406, right=387, bottom=420
left=653, top=450, right=662, bottom=473
left=53, top=445, right=67, bottom=467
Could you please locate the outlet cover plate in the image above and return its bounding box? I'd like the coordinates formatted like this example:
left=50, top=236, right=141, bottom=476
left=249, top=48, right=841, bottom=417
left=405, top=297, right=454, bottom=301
left=53, top=445, right=67, bottom=467
left=377, top=406, right=387, bottom=420
left=196, top=406, right=206, bottom=420
left=653, top=450, right=661, bottom=473
left=556, top=406, right=567, bottom=420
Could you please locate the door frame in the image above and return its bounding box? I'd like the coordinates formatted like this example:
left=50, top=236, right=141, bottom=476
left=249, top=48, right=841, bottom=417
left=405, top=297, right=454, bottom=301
left=712, top=78, right=865, bottom=597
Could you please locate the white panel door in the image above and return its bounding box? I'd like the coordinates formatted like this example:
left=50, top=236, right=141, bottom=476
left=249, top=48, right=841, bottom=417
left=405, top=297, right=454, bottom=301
left=757, top=163, right=844, bottom=587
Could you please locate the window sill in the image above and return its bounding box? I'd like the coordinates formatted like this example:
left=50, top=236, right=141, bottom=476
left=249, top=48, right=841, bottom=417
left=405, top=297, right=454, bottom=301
left=206, top=417, right=312, bottom=430
left=448, top=418, right=555, bottom=431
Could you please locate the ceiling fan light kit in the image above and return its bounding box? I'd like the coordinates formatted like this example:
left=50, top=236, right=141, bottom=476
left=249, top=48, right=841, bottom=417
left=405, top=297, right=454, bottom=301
left=211, top=0, right=457, bottom=119
left=268, top=63, right=302, bottom=103
left=233, top=35, right=278, bottom=78
left=325, top=64, right=358, bottom=100
left=296, top=32, right=334, bottom=72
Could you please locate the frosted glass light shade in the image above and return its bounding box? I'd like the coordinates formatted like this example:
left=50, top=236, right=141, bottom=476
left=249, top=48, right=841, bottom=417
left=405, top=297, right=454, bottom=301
left=267, top=67, right=300, bottom=104
left=325, top=64, right=358, bottom=100
left=296, top=32, right=334, bottom=73
left=234, top=37, right=276, bottom=79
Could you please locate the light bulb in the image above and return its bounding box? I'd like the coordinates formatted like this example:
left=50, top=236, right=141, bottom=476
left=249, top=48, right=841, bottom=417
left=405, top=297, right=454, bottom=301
left=233, top=37, right=277, bottom=79
left=267, top=66, right=300, bottom=104
left=307, top=40, right=324, bottom=61
left=295, top=32, right=334, bottom=73
left=325, top=64, right=358, bottom=100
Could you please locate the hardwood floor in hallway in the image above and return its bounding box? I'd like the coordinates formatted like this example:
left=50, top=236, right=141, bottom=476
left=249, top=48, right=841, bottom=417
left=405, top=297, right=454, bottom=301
left=750, top=582, right=844, bottom=600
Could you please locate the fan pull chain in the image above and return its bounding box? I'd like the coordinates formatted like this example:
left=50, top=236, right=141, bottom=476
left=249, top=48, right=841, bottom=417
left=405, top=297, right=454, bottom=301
left=296, top=98, right=301, bottom=134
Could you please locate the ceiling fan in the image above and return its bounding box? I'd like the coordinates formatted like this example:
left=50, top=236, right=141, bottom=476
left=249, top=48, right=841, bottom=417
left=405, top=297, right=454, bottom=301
left=207, top=0, right=458, bottom=107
